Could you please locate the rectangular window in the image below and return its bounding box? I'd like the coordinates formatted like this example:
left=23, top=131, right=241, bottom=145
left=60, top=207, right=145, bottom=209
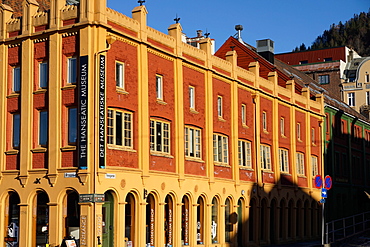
left=39, top=62, right=48, bottom=88
left=241, top=104, right=246, bottom=125
left=213, top=134, right=228, bottom=164
left=299, top=60, right=308, bottom=64
left=150, top=119, right=170, bottom=154
left=12, top=113, right=20, bottom=149
left=262, top=111, right=267, bottom=131
left=68, top=107, right=77, bottom=145
left=39, top=111, right=48, bottom=147
left=12, top=66, right=21, bottom=92
left=366, top=74, right=369, bottom=83
left=116, top=61, right=124, bottom=88
left=311, top=155, right=318, bottom=176
left=318, top=75, right=330, bottom=84
left=279, top=148, right=289, bottom=173
left=260, top=144, right=271, bottom=170
left=107, top=109, right=133, bottom=148
left=311, top=128, right=315, bottom=144
left=67, top=57, right=77, bottom=84
left=185, top=126, right=201, bottom=159
left=348, top=92, right=355, bottom=106
left=367, top=92, right=370, bottom=105
left=297, top=123, right=301, bottom=140
left=324, top=57, right=332, bottom=62
left=238, top=140, right=251, bottom=168
left=280, top=117, right=285, bottom=136
left=156, top=75, right=163, bottom=100
left=296, top=152, right=305, bottom=176
left=217, top=96, right=223, bottom=118
left=189, top=86, right=195, bottom=110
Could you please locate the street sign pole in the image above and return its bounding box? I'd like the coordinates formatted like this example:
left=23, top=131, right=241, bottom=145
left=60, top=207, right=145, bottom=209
left=322, top=201, right=324, bottom=246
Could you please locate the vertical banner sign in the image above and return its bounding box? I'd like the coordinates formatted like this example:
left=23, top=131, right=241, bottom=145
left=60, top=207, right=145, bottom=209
left=99, top=55, right=106, bottom=168
left=78, top=55, right=88, bottom=169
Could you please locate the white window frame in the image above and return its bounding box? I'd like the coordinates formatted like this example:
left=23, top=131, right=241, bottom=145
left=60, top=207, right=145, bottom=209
left=217, top=96, right=223, bottom=118
left=116, top=61, right=124, bottom=89
left=185, top=126, right=201, bottom=159
left=213, top=133, right=228, bottom=165
left=280, top=117, right=285, bottom=136
left=279, top=148, right=289, bottom=173
left=296, top=152, right=305, bottom=176
left=241, top=104, right=246, bottom=125
left=189, top=86, right=195, bottom=110
left=297, top=123, right=301, bottom=140
left=311, top=155, right=318, bottom=177
left=39, top=61, right=48, bottom=88
left=150, top=119, right=170, bottom=154
left=67, top=57, right=77, bottom=84
left=12, top=66, right=21, bottom=92
left=238, top=139, right=252, bottom=168
left=262, top=111, right=267, bottom=131
left=311, top=128, right=315, bottom=144
left=260, top=144, right=271, bottom=170
left=348, top=92, right=355, bottom=106
left=107, top=109, right=133, bottom=149
left=156, top=75, right=163, bottom=100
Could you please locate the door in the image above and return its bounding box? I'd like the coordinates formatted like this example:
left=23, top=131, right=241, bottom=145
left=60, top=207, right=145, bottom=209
left=102, top=192, right=114, bottom=247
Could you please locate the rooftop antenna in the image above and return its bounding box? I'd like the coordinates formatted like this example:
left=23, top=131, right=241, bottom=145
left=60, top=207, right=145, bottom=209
left=204, top=29, right=210, bottom=38
left=138, top=0, right=145, bottom=6
left=174, top=14, right=180, bottom=24
left=235, top=25, right=243, bottom=42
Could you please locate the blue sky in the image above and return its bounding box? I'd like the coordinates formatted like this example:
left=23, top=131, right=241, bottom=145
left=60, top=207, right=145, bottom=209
left=107, top=0, right=369, bottom=54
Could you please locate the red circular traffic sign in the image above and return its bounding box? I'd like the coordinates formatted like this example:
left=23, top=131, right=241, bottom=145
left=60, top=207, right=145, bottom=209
left=314, top=175, right=323, bottom=189
left=324, top=175, right=332, bottom=190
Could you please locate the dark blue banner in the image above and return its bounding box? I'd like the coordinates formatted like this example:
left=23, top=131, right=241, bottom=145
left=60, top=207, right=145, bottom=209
left=99, top=55, right=106, bottom=168
left=78, top=55, right=88, bottom=170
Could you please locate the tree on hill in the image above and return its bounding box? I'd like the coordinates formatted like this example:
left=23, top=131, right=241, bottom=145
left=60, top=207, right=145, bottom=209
left=293, top=9, right=370, bottom=56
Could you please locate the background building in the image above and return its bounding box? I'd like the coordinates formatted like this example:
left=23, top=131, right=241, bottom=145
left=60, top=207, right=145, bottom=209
left=0, top=0, right=324, bottom=246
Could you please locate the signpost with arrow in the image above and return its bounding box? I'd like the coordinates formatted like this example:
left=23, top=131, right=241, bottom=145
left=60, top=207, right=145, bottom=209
left=315, top=175, right=332, bottom=246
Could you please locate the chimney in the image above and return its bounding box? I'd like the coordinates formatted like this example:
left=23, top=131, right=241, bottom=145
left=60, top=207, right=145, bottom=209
left=256, top=39, right=274, bottom=64
left=196, top=30, right=203, bottom=38
left=235, top=24, right=243, bottom=42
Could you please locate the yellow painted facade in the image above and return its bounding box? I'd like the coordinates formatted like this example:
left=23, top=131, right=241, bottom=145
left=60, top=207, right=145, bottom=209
left=0, top=0, right=325, bottom=246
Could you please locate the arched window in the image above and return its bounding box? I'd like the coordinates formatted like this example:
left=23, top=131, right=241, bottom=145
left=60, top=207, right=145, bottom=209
left=196, top=197, right=204, bottom=244
left=164, top=195, right=174, bottom=246
left=237, top=198, right=244, bottom=246
left=249, top=198, right=256, bottom=242
left=146, top=194, right=155, bottom=246
left=65, top=191, right=80, bottom=240
left=5, top=192, right=20, bottom=246
left=34, top=191, right=49, bottom=247
left=181, top=196, right=190, bottom=245
left=211, top=197, right=219, bottom=243
left=225, top=198, right=232, bottom=242
left=125, top=193, right=135, bottom=245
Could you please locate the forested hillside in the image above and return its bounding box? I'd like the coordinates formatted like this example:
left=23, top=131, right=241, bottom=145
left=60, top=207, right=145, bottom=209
left=293, top=10, right=370, bottom=56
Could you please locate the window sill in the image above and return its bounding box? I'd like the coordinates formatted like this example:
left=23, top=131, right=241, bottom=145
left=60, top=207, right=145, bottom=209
left=61, top=84, right=76, bottom=90
left=239, top=166, right=254, bottom=171
left=150, top=151, right=173, bottom=158
left=60, top=145, right=76, bottom=151
left=107, top=145, right=136, bottom=152
left=33, top=89, right=47, bottom=94
left=5, top=149, right=19, bottom=155
left=242, top=124, right=249, bottom=129
left=218, top=117, right=226, bottom=122
left=190, top=108, right=199, bottom=114
left=280, top=172, right=291, bottom=176
left=185, top=157, right=204, bottom=163
left=281, top=134, right=287, bottom=138
left=297, top=175, right=307, bottom=178
left=116, top=87, right=129, bottom=95
left=31, top=147, right=47, bottom=153
left=263, top=130, right=269, bottom=134
left=214, top=163, right=230, bottom=168
left=6, top=93, right=20, bottom=99
left=262, top=169, right=274, bottom=173
left=156, top=99, right=167, bottom=105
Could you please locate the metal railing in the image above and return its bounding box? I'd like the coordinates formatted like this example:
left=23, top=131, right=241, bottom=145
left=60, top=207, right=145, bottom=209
left=325, top=211, right=370, bottom=244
